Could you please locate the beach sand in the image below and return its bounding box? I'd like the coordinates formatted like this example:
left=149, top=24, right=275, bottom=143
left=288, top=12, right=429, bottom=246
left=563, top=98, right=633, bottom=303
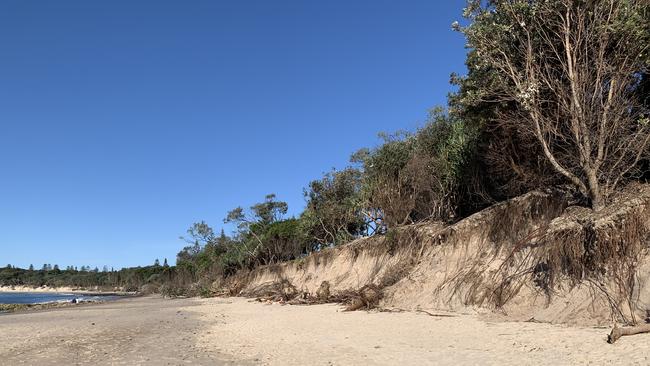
left=0, top=296, right=233, bottom=365
left=2, top=296, right=650, bottom=365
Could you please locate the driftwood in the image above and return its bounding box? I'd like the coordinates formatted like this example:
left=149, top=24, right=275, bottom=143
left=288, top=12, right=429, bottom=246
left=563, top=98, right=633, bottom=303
left=248, top=279, right=384, bottom=311
left=342, top=285, right=382, bottom=311
left=608, top=323, right=650, bottom=344
left=316, top=281, right=330, bottom=301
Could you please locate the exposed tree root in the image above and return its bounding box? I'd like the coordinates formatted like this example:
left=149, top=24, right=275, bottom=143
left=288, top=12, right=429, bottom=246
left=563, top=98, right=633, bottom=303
left=608, top=323, right=650, bottom=344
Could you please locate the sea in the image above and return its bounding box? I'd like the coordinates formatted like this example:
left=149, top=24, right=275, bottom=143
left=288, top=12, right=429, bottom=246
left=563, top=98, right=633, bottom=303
left=0, top=292, right=122, bottom=305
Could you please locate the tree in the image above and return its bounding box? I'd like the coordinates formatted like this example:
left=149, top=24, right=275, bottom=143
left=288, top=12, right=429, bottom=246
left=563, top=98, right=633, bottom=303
left=180, top=221, right=216, bottom=247
left=260, top=218, right=308, bottom=263
left=351, top=109, right=479, bottom=229
left=224, top=194, right=289, bottom=263
left=302, top=168, right=366, bottom=246
left=352, top=131, right=417, bottom=229
left=222, top=194, right=307, bottom=266
left=459, top=0, right=650, bottom=210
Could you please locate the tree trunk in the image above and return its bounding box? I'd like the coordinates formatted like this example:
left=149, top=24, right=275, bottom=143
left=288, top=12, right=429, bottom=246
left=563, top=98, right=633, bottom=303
left=591, top=193, right=604, bottom=211
left=587, top=170, right=604, bottom=211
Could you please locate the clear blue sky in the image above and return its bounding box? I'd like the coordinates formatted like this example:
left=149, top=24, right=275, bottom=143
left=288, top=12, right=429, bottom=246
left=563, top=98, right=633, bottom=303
left=0, top=0, right=467, bottom=269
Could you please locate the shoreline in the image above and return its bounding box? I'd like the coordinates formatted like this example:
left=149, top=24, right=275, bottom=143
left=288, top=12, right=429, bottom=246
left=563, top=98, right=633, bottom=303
left=0, top=296, right=225, bottom=364
left=0, top=292, right=137, bottom=315
left=0, top=285, right=135, bottom=296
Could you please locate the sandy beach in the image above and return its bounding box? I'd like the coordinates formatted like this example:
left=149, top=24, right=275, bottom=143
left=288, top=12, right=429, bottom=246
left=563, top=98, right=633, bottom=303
left=2, top=296, right=650, bottom=365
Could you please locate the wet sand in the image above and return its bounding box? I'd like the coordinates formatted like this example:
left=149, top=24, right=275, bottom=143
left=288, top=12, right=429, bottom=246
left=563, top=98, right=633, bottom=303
left=0, top=296, right=233, bottom=365
left=2, top=296, right=650, bottom=365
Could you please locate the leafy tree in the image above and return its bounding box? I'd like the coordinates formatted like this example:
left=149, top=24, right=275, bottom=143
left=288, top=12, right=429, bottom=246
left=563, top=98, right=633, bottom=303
left=458, top=0, right=650, bottom=209
left=352, top=109, right=479, bottom=229
left=302, top=167, right=366, bottom=246
left=180, top=221, right=217, bottom=248
left=352, top=131, right=416, bottom=229
left=259, top=218, right=308, bottom=263
left=224, top=194, right=289, bottom=265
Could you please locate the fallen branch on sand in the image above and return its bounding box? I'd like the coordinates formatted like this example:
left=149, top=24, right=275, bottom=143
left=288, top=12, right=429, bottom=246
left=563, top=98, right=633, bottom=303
left=378, top=308, right=458, bottom=317
left=608, top=323, right=650, bottom=344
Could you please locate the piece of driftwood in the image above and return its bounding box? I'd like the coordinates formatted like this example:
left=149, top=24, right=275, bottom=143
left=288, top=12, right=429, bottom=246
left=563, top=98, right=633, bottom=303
left=608, top=323, right=650, bottom=344
left=316, top=281, right=330, bottom=301
left=342, top=285, right=382, bottom=311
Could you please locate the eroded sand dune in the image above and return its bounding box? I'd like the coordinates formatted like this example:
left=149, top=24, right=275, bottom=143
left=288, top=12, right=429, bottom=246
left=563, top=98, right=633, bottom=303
left=227, top=184, right=650, bottom=326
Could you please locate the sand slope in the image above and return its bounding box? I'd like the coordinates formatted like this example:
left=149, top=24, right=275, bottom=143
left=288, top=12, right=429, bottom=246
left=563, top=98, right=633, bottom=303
left=228, top=185, right=650, bottom=326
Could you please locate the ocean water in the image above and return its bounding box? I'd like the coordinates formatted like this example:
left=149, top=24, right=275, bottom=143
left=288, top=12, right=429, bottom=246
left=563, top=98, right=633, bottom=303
left=0, top=292, right=121, bottom=304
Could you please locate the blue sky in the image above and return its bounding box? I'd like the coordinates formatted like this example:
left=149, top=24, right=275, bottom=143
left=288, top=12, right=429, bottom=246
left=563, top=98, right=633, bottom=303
left=0, top=0, right=467, bottom=269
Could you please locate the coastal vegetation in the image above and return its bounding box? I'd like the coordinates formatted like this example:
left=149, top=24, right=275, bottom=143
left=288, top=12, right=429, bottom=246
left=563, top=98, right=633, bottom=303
left=0, top=262, right=170, bottom=291
left=164, top=0, right=649, bottom=297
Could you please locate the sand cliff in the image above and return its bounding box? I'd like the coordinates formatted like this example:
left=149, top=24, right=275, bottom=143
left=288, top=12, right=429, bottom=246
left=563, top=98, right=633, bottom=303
left=225, top=184, right=650, bottom=326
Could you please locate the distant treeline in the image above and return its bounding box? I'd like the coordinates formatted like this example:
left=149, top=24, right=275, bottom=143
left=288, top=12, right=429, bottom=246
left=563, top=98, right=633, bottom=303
left=0, top=261, right=171, bottom=291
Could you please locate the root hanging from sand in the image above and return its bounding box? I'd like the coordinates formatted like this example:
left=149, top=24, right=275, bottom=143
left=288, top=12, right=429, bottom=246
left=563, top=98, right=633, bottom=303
left=428, top=186, right=649, bottom=325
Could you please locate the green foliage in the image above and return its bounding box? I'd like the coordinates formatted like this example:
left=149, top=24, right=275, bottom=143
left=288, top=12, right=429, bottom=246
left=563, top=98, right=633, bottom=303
left=352, top=108, right=479, bottom=228
left=302, top=168, right=366, bottom=246
left=0, top=264, right=168, bottom=291
left=172, top=194, right=311, bottom=288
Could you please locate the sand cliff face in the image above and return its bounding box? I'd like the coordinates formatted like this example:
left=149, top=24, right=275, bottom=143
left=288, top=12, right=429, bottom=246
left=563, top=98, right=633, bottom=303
left=225, top=184, right=650, bottom=326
